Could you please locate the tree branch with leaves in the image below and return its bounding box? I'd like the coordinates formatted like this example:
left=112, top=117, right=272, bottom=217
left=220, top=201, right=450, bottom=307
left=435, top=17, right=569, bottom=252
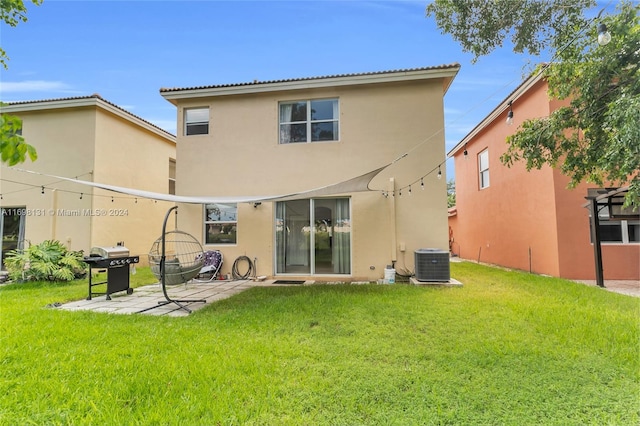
left=427, top=0, right=639, bottom=207
left=0, top=0, right=42, bottom=165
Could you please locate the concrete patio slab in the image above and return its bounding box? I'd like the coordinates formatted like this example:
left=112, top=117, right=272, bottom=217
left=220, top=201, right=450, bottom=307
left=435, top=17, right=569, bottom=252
left=57, top=279, right=270, bottom=317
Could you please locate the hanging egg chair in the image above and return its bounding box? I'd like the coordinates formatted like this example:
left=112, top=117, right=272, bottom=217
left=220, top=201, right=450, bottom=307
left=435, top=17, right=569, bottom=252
left=139, top=206, right=206, bottom=314
left=149, top=229, right=204, bottom=285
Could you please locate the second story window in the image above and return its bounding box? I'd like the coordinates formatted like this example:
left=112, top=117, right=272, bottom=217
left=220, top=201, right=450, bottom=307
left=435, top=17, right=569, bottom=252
left=479, top=149, right=490, bottom=189
left=185, top=107, right=209, bottom=136
left=279, top=99, right=339, bottom=144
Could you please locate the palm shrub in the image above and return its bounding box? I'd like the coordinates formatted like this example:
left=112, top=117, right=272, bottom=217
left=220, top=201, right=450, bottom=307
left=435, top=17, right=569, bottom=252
left=4, top=240, right=87, bottom=282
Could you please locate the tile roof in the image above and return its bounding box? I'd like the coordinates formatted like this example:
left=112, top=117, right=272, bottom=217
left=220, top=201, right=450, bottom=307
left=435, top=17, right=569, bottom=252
left=160, top=64, right=460, bottom=93
left=4, top=94, right=175, bottom=139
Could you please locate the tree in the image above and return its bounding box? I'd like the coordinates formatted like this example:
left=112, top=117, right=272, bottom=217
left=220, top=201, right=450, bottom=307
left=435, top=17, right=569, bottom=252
left=427, top=0, right=639, bottom=207
left=1, top=0, right=43, bottom=69
left=447, top=179, right=455, bottom=208
left=1, top=0, right=41, bottom=165
left=0, top=109, right=37, bottom=165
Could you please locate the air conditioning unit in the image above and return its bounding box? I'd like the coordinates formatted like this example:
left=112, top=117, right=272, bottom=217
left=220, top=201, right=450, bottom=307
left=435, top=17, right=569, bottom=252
left=415, top=248, right=450, bottom=282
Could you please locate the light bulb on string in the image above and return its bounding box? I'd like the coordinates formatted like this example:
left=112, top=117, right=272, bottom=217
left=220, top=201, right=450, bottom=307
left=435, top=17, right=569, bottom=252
left=506, top=100, right=514, bottom=125
left=41, top=186, right=45, bottom=194
left=437, top=166, right=442, bottom=180
left=80, top=193, right=83, bottom=200
left=408, top=185, right=412, bottom=195
left=421, top=177, right=425, bottom=190
left=597, top=23, right=611, bottom=46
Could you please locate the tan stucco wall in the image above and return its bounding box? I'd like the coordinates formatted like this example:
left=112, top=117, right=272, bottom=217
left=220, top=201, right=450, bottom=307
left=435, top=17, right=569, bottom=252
left=1, top=108, right=96, bottom=253
left=91, top=107, right=176, bottom=261
left=1, top=102, right=176, bottom=268
left=173, top=79, right=449, bottom=281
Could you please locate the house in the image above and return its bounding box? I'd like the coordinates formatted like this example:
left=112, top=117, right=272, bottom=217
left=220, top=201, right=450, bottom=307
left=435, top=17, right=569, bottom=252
left=0, top=95, right=177, bottom=267
left=160, top=65, right=460, bottom=282
left=447, top=73, right=639, bottom=281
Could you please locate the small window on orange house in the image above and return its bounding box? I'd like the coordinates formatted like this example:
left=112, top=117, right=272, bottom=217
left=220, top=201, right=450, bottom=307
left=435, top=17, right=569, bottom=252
left=478, top=149, right=489, bottom=189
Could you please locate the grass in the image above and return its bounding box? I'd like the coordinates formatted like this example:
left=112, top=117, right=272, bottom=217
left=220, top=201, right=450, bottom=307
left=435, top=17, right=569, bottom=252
left=0, top=262, right=638, bottom=425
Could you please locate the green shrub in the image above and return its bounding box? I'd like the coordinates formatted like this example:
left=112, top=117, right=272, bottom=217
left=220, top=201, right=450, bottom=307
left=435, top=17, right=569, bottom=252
left=4, top=240, right=87, bottom=282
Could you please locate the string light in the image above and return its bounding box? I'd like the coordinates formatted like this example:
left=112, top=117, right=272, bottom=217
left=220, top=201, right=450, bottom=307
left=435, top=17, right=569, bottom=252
left=437, top=166, right=442, bottom=180
left=0, top=175, right=170, bottom=205
left=463, top=144, right=468, bottom=160
left=597, top=23, right=611, bottom=46
left=408, top=185, right=412, bottom=195
left=506, top=100, right=514, bottom=125
left=421, top=178, right=425, bottom=190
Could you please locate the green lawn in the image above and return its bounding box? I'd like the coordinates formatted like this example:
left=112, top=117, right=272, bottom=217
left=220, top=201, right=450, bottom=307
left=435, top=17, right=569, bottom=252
left=1, top=262, right=638, bottom=425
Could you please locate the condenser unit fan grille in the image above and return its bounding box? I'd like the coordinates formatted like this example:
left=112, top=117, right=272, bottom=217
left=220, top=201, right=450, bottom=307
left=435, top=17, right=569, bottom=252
left=415, top=249, right=450, bottom=282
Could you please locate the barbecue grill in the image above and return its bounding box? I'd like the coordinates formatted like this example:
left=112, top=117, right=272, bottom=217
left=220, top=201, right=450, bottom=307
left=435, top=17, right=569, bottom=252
left=84, top=243, right=139, bottom=300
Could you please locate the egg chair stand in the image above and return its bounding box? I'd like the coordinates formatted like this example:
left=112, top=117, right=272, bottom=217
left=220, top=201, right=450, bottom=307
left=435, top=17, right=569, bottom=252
left=138, top=206, right=207, bottom=314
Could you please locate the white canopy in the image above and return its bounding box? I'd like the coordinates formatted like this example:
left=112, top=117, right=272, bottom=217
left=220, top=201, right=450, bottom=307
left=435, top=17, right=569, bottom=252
left=9, top=165, right=390, bottom=204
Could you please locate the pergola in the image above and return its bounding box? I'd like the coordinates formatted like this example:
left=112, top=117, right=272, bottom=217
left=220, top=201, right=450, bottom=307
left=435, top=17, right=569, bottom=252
left=584, top=186, right=637, bottom=287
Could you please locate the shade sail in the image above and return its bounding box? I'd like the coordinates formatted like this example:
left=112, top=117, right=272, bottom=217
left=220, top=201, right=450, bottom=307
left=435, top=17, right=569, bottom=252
left=7, top=165, right=390, bottom=204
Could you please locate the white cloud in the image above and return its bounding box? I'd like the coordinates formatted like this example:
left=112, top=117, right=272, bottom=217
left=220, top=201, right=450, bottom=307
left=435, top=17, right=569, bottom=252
left=0, top=80, right=71, bottom=93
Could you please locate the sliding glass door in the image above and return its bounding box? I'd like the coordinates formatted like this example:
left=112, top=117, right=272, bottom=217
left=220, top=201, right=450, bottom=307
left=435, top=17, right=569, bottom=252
left=275, top=198, right=350, bottom=275
left=1, top=207, right=26, bottom=270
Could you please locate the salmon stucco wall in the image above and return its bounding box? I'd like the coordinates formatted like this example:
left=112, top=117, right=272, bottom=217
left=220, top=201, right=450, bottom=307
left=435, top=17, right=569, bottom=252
left=449, top=77, right=639, bottom=280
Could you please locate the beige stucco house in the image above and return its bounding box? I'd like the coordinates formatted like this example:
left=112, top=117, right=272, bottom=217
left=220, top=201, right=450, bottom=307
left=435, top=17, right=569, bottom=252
left=0, top=95, right=176, bottom=267
left=160, top=65, right=459, bottom=282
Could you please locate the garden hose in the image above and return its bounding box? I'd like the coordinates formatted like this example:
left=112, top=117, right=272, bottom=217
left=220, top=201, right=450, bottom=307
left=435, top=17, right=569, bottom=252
left=232, top=255, right=255, bottom=280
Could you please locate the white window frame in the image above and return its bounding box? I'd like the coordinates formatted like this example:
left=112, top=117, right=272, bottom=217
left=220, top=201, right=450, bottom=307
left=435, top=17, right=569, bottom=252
left=478, top=149, right=490, bottom=189
left=204, top=203, right=237, bottom=245
left=279, top=98, right=339, bottom=144
left=184, top=107, right=209, bottom=136
left=591, top=206, right=639, bottom=244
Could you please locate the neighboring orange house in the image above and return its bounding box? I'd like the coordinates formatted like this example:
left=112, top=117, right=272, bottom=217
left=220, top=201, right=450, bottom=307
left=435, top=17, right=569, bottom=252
left=448, top=72, right=639, bottom=280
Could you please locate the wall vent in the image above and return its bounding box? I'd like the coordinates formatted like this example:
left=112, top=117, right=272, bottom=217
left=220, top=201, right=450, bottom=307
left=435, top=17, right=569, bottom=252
left=415, top=248, right=450, bottom=282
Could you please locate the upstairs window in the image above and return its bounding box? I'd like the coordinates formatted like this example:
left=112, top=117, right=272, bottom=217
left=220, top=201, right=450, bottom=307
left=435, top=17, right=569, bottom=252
left=185, top=107, right=209, bottom=136
left=279, top=99, right=339, bottom=144
left=478, top=149, right=490, bottom=189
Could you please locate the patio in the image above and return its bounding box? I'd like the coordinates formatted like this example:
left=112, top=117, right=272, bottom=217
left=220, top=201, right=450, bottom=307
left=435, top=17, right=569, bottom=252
left=56, top=280, right=281, bottom=317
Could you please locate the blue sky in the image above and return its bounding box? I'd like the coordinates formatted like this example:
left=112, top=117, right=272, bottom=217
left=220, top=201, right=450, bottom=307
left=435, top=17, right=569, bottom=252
left=0, top=0, right=612, bottom=178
